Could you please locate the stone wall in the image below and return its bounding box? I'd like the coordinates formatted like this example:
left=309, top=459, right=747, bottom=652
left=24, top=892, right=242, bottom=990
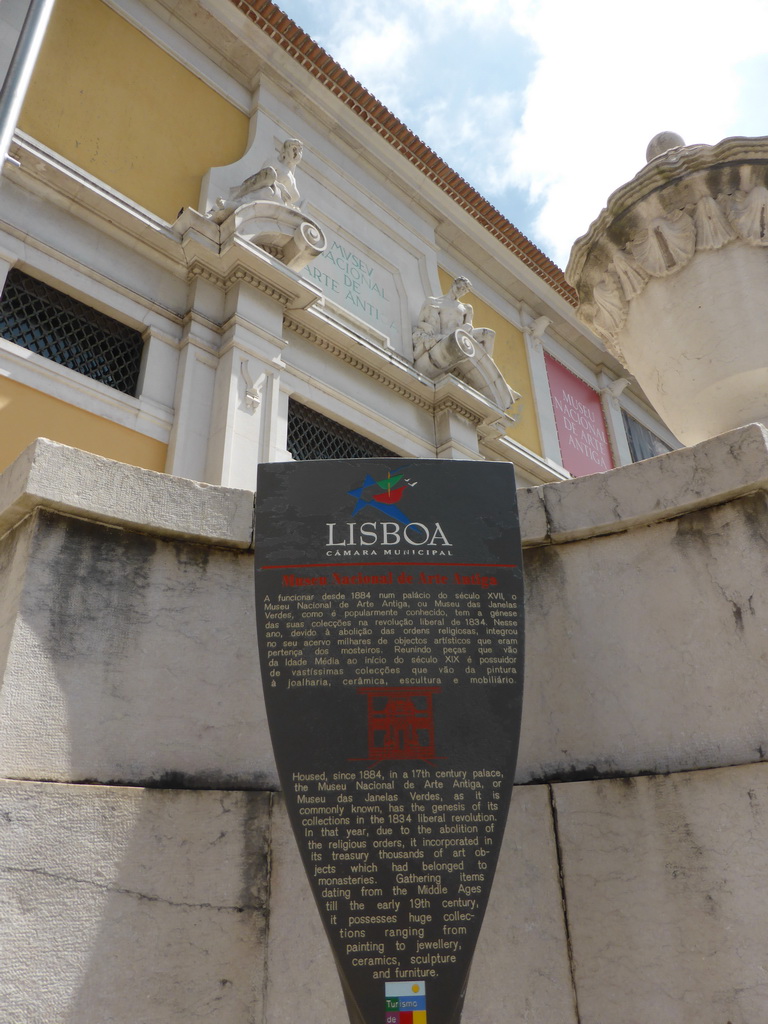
left=1, top=780, right=270, bottom=1022
left=3, top=432, right=768, bottom=1022
left=521, top=422, right=768, bottom=783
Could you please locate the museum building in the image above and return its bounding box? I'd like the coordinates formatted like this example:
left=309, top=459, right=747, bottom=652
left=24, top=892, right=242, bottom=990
left=0, top=0, right=675, bottom=490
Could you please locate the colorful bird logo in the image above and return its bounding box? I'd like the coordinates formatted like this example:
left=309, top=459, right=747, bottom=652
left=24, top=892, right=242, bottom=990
left=347, top=469, right=416, bottom=525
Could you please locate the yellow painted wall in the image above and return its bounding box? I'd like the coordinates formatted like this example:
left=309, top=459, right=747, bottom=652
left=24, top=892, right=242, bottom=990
left=0, top=376, right=167, bottom=474
left=437, top=270, right=542, bottom=455
left=19, top=0, right=249, bottom=222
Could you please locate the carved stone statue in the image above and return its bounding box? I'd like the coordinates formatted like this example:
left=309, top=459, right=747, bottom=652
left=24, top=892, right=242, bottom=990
left=414, top=277, right=494, bottom=361
left=413, top=277, right=520, bottom=410
left=209, top=138, right=304, bottom=222
left=205, top=138, right=326, bottom=272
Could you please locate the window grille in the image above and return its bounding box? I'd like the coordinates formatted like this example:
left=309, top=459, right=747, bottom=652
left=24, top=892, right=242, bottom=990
left=287, top=400, right=397, bottom=460
left=0, top=269, right=144, bottom=396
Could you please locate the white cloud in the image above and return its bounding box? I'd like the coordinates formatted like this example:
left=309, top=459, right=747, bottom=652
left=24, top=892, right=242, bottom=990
left=421, top=92, right=522, bottom=173
left=283, top=0, right=768, bottom=267
left=324, top=9, right=419, bottom=110
left=499, top=0, right=768, bottom=264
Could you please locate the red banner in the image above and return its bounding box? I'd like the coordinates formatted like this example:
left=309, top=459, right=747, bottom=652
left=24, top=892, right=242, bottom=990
left=545, top=354, right=614, bottom=476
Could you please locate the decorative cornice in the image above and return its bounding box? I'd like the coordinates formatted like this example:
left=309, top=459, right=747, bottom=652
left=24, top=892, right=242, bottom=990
left=227, top=0, right=575, bottom=303
left=187, top=257, right=297, bottom=306
left=188, top=261, right=225, bottom=288
left=188, top=255, right=502, bottom=427
left=566, top=136, right=768, bottom=347
left=433, top=397, right=483, bottom=428
left=283, top=314, right=432, bottom=410
left=225, top=264, right=296, bottom=305
left=285, top=313, right=502, bottom=427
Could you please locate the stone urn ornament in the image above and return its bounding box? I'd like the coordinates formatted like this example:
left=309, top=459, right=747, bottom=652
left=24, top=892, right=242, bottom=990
left=566, top=132, right=768, bottom=446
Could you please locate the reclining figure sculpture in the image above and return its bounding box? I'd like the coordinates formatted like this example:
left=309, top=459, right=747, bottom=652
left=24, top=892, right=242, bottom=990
left=413, top=277, right=520, bottom=410
left=206, top=138, right=325, bottom=271
left=209, top=138, right=304, bottom=219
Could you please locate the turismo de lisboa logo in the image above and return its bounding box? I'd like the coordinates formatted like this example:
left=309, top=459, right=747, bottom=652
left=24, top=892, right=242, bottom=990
left=347, top=469, right=416, bottom=525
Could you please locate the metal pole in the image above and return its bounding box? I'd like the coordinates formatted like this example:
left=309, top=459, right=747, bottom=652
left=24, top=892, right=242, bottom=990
left=0, top=0, right=57, bottom=169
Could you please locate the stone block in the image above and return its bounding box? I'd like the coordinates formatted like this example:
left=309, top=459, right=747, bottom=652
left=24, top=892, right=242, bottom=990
left=517, top=484, right=549, bottom=546
left=0, top=779, right=270, bottom=1024
left=0, top=509, right=276, bottom=787
left=465, top=784, right=577, bottom=1024
left=520, top=488, right=768, bottom=781
left=265, top=786, right=577, bottom=1024
left=532, top=422, right=768, bottom=545
left=553, top=764, right=768, bottom=1024
left=0, top=512, right=32, bottom=687
left=264, top=795, right=341, bottom=1021
left=0, top=437, right=254, bottom=548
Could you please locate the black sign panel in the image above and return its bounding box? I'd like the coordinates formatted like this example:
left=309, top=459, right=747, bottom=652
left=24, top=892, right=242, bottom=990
left=254, top=459, right=524, bottom=1024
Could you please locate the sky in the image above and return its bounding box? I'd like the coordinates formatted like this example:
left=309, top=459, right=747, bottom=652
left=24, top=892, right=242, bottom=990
left=273, top=0, right=768, bottom=270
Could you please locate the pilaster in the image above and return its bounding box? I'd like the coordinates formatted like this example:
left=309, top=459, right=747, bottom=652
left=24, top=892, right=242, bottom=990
left=0, top=245, right=18, bottom=293
left=434, top=402, right=482, bottom=460
left=136, top=326, right=178, bottom=411
left=597, top=370, right=633, bottom=467
left=172, top=208, right=323, bottom=486
left=165, top=272, right=222, bottom=481
left=205, top=297, right=286, bottom=490
left=521, top=308, right=562, bottom=465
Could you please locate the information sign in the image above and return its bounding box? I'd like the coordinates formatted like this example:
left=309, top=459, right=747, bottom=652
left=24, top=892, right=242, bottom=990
left=254, top=459, right=524, bottom=1024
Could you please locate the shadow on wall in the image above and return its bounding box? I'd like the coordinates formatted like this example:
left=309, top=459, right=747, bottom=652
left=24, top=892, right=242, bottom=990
left=0, top=510, right=276, bottom=1021
left=3, top=511, right=274, bottom=788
